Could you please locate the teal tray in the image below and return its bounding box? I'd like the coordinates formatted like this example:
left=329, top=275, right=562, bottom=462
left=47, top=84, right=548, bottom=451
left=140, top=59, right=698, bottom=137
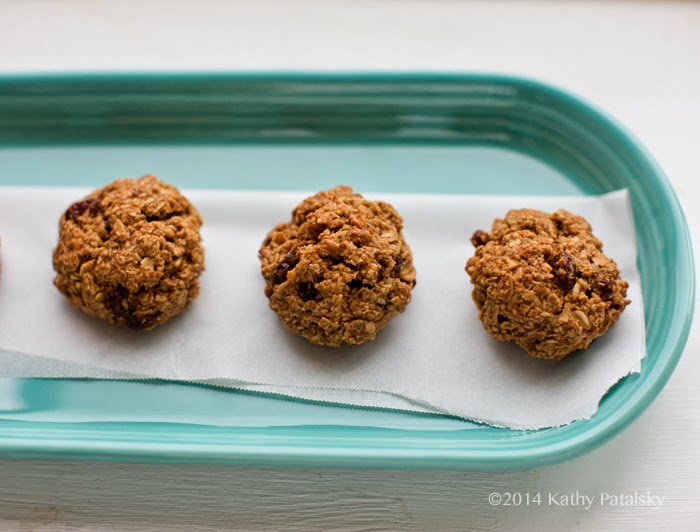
left=0, top=74, right=693, bottom=469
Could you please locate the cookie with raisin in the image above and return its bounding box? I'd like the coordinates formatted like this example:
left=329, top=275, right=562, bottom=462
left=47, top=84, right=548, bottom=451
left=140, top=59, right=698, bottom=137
left=260, top=186, right=416, bottom=347
left=53, top=175, right=205, bottom=330
left=466, top=208, right=629, bottom=360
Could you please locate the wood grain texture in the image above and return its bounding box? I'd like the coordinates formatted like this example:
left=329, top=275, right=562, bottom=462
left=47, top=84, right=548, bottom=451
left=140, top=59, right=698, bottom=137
left=0, top=1, right=698, bottom=530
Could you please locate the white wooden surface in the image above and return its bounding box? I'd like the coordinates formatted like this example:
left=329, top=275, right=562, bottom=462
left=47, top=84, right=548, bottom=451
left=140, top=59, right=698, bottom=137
left=0, top=1, right=698, bottom=530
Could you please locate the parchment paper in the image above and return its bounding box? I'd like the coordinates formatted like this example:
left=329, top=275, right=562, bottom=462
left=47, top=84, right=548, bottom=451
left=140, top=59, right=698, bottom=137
left=0, top=187, right=645, bottom=429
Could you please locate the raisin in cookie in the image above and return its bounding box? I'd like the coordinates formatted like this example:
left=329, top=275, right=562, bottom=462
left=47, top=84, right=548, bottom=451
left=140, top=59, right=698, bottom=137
left=53, top=175, right=205, bottom=330
left=466, top=208, right=630, bottom=360
left=259, top=186, right=416, bottom=347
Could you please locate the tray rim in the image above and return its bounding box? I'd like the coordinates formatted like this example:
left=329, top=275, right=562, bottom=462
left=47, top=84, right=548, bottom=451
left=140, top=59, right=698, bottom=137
left=0, top=71, right=694, bottom=469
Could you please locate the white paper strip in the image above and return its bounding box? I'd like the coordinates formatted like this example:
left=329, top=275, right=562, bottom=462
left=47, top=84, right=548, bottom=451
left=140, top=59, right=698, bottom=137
left=0, top=187, right=644, bottom=429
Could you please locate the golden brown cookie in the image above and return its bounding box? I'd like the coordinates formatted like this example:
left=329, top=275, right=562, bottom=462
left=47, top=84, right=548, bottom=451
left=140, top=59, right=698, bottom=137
left=466, top=208, right=630, bottom=360
left=53, top=175, right=205, bottom=330
left=259, top=186, right=416, bottom=347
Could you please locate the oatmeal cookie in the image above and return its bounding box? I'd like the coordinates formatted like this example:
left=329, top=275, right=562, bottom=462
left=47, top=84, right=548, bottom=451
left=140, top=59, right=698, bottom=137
left=466, top=208, right=630, bottom=360
left=259, top=186, right=416, bottom=347
left=53, top=175, right=205, bottom=330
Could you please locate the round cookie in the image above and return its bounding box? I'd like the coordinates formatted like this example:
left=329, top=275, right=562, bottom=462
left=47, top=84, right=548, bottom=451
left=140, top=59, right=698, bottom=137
left=259, top=186, right=416, bottom=347
left=53, top=175, right=205, bottom=330
left=466, top=208, right=630, bottom=360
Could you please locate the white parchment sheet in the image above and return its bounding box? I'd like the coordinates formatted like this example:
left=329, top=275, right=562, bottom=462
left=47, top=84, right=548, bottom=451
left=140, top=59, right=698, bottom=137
left=0, top=188, right=644, bottom=429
